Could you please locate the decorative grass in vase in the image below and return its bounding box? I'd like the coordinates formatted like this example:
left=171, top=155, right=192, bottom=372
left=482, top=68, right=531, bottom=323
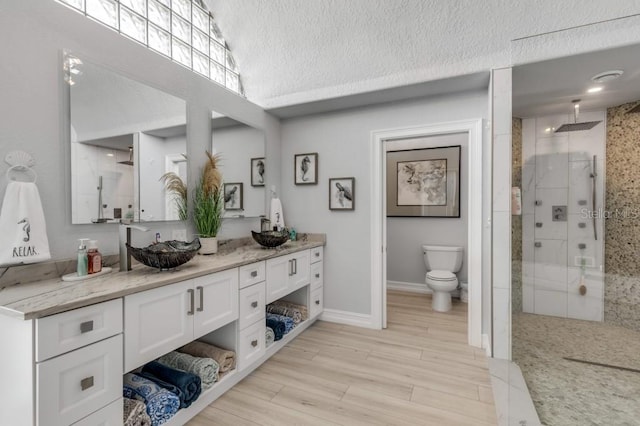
left=193, top=151, right=224, bottom=254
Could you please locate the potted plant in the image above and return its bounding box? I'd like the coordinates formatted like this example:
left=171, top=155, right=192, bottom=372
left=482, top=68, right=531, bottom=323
left=160, top=171, right=188, bottom=221
left=193, top=151, right=224, bottom=254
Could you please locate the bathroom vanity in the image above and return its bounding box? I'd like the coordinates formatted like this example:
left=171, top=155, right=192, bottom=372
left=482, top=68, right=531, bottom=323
left=0, top=236, right=324, bottom=426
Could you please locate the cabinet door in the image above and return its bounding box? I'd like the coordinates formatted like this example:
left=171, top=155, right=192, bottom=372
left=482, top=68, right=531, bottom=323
left=124, top=280, right=193, bottom=372
left=266, top=254, right=293, bottom=304
left=290, top=249, right=311, bottom=292
left=193, top=269, right=239, bottom=339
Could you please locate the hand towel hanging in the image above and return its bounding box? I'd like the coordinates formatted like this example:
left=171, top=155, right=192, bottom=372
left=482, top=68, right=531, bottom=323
left=269, top=197, right=285, bottom=229
left=0, top=181, right=51, bottom=265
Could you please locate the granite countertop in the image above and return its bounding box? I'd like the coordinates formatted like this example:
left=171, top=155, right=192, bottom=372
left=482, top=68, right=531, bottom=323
left=0, top=235, right=325, bottom=320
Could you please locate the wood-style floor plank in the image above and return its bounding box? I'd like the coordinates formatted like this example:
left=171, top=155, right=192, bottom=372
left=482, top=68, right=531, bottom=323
left=188, top=291, right=497, bottom=425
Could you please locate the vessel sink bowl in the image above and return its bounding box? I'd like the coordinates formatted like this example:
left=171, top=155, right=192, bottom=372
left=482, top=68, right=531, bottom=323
left=127, top=238, right=201, bottom=270
left=252, top=230, right=289, bottom=248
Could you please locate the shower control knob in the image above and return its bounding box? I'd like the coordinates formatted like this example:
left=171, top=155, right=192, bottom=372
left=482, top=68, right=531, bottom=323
left=534, top=242, right=542, bottom=248
left=535, top=200, right=542, bottom=206
left=536, top=222, right=543, bottom=228
left=578, top=200, right=588, bottom=206
left=579, top=285, right=587, bottom=296
left=578, top=243, right=587, bottom=249
left=578, top=223, right=586, bottom=228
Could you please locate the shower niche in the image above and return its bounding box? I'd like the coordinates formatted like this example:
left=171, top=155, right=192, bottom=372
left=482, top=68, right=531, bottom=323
left=521, top=111, right=605, bottom=321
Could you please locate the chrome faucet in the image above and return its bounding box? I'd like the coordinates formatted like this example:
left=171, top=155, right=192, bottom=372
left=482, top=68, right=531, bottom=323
left=119, top=222, right=150, bottom=271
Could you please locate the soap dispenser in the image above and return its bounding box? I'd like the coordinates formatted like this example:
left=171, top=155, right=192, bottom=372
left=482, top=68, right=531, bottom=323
left=87, top=240, right=102, bottom=274
left=77, top=239, right=89, bottom=277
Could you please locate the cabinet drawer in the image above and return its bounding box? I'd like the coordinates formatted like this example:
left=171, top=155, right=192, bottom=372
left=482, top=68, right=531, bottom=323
left=239, top=261, right=265, bottom=289
left=310, top=246, right=323, bottom=264
left=239, top=281, right=266, bottom=329
left=72, top=398, right=122, bottom=426
left=310, top=287, right=323, bottom=319
left=238, top=320, right=265, bottom=370
left=310, top=262, right=323, bottom=291
left=37, top=335, right=123, bottom=426
left=36, top=299, right=123, bottom=362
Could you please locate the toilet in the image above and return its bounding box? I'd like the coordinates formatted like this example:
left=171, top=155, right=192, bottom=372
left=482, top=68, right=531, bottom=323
left=422, top=245, right=464, bottom=312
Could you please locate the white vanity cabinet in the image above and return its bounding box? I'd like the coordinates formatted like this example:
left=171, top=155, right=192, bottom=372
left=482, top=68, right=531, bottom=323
left=310, top=246, right=324, bottom=319
left=124, top=269, right=239, bottom=372
left=265, top=249, right=311, bottom=303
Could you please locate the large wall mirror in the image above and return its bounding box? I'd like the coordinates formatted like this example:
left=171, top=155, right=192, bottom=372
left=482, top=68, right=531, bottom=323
left=211, top=110, right=265, bottom=218
left=67, top=53, right=187, bottom=224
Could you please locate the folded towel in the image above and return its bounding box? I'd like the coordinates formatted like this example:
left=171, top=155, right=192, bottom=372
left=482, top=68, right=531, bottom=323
left=270, top=300, right=308, bottom=320
left=142, top=361, right=202, bottom=408
left=266, top=303, right=302, bottom=323
left=265, top=327, right=275, bottom=346
left=266, top=312, right=295, bottom=334
left=157, top=351, right=219, bottom=390
left=123, top=373, right=179, bottom=426
left=266, top=317, right=286, bottom=341
left=178, top=341, right=236, bottom=374
left=123, top=397, right=151, bottom=426
left=0, top=181, right=51, bottom=266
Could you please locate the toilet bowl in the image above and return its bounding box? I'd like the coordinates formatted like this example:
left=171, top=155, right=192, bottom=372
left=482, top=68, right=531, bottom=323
left=422, top=245, right=463, bottom=312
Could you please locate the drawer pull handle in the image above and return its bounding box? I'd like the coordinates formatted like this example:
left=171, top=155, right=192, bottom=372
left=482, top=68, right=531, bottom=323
left=187, top=289, right=195, bottom=315
left=251, top=301, right=258, bottom=308
left=293, top=258, right=297, bottom=275
left=80, top=376, right=94, bottom=391
left=315, top=300, right=320, bottom=305
left=197, top=286, right=204, bottom=312
left=80, top=320, right=94, bottom=333
left=315, top=252, right=320, bottom=257
left=315, top=273, right=320, bottom=278
left=250, top=270, right=258, bottom=278
left=251, top=339, right=258, bottom=347
left=288, top=259, right=293, bottom=276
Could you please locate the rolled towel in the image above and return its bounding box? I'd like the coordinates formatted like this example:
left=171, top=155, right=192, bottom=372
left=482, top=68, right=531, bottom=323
left=123, top=397, right=151, bottom=426
left=270, top=300, right=308, bottom=320
left=136, top=370, right=183, bottom=404
left=266, top=303, right=302, bottom=323
left=265, top=327, right=275, bottom=346
left=123, top=373, right=179, bottom=426
left=178, top=341, right=236, bottom=374
left=266, top=312, right=295, bottom=334
left=266, top=317, right=286, bottom=341
left=157, top=351, right=219, bottom=390
left=142, top=361, right=202, bottom=408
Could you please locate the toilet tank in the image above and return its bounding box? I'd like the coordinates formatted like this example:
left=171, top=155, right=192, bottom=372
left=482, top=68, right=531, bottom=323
left=422, top=245, right=463, bottom=272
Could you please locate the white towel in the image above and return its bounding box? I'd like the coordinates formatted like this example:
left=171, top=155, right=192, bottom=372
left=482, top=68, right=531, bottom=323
left=0, top=182, right=51, bottom=266
left=269, top=198, right=285, bottom=230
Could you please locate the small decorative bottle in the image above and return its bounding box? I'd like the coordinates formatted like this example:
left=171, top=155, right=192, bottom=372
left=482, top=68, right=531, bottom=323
left=87, top=240, right=102, bottom=274
left=77, top=239, right=88, bottom=277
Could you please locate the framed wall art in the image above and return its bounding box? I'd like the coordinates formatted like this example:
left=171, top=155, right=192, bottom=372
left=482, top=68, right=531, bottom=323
left=223, top=182, right=243, bottom=210
left=329, top=177, right=355, bottom=211
left=251, top=157, right=265, bottom=187
left=294, top=153, right=318, bottom=184
left=386, top=145, right=460, bottom=217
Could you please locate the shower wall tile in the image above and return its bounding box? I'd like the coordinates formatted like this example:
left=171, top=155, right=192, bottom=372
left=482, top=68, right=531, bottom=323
left=522, top=214, right=534, bottom=243
left=523, top=280, right=534, bottom=313
left=534, top=289, right=567, bottom=317
left=568, top=292, right=603, bottom=321
left=534, top=188, right=568, bottom=240
left=535, top=276, right=568, bottom=293
left=535, top=114, right=569, bottom=137
left=568, top=110, right=606, bottom=162
left=521, top=165, right=536, bottom=215
left=533, top=239, right=567, bottom=283
left=522, top=118, right=536, bottom=165
left=535, top=150, right=568, bottom=189
left=568, top=159, right=605, bottom=215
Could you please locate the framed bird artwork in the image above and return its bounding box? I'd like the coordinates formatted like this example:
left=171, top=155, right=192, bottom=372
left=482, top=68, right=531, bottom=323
left=251, top=157, right=265, bottom=187
left=329, top=177, right=355, bottom=210
left=294, top=153, right=318, bottom=185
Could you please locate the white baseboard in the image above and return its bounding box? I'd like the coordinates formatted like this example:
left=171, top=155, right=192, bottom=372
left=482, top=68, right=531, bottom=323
left=320, top=309, right=378, bottom=329
left=482, top=333, right=492, bottom=357
left=387, top=280, right=432, bottom=294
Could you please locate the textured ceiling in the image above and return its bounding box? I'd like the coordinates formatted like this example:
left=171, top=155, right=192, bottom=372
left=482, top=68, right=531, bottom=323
left=203, top=0, right=640, bottom=109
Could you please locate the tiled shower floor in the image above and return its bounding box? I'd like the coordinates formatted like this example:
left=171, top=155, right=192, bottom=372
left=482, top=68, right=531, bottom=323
left=513, top=313, right=640, bottom=426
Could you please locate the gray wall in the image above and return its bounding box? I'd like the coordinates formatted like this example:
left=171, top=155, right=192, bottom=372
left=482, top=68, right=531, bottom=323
left=0, top=1, right=277, bottom=260
left=386, top=133, right=469, bottom=287
left=280, top=91, right=488, bottom=315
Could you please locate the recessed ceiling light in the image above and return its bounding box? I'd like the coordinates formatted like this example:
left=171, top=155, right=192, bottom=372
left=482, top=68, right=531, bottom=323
left=587, top=86, right=603, bottom=93
left=106, top=153, right=114, bottom=157
left=591, top=70, right=623, bottom=83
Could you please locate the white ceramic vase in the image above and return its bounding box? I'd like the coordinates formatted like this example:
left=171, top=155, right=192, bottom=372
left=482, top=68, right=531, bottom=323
left=199, top=236, right=218, bottom=255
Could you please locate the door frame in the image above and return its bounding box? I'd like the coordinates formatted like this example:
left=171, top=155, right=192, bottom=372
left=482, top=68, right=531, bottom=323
left=370, top=119, right=483, bottom=347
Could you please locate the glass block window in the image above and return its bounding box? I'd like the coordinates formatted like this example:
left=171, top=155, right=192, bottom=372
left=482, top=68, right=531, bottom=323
left=57, top=0, right=245, bottom=96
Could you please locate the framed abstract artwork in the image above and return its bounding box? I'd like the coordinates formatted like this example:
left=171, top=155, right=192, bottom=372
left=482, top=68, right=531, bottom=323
left=386, top=145, right=461, bottom=217
left=294, top=153, right=318, bottom=185
left=329, top=177, right=355, bottom=211
left=223, top=182, right=243, bottom=210
left=251, top=157, right=265, bottom=187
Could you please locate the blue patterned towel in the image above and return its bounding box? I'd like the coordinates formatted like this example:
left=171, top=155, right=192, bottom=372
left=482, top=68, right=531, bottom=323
left=266, top=312, right=295, bottom=334
left=142, top=361, right=201, bottom=408
left=266, top=318, right=286, bottom=341
left=123, top=373, right=179, bottom=426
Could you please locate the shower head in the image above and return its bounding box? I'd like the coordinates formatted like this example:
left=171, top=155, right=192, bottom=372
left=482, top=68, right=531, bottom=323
left=554, top=99, right=602, bottom=133
left=118, top=147, right=134, bottom=166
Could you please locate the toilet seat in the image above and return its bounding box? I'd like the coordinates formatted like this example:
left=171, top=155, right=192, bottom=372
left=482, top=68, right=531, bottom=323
left=426, top=270, right=456, bottom=281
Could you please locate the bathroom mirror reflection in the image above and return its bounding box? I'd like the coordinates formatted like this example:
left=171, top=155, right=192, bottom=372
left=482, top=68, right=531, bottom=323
left=210, top=110, right=266, bottom=218
left=67, top=53, right=187, bottom=224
